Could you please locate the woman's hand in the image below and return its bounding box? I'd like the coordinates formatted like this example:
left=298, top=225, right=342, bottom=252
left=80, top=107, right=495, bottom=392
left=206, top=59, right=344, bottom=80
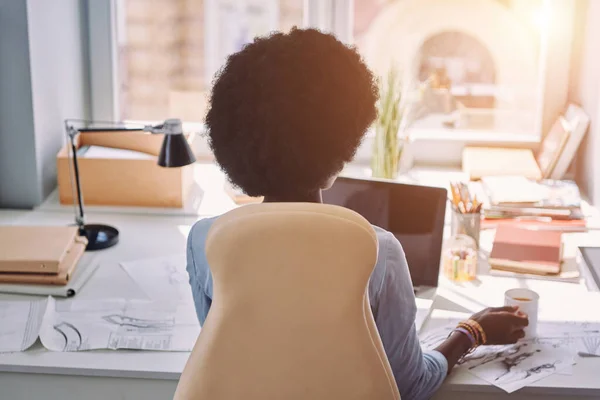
left=470, top=305, right=529, bottom=345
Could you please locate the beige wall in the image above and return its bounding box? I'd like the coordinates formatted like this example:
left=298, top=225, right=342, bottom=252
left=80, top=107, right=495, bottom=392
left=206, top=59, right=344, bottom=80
left=571, top=0, right=600, bottom=204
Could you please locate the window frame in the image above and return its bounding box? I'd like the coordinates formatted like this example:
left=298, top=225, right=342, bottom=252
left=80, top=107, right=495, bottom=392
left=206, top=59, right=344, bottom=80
left=87, top=0, right=575, bottom=164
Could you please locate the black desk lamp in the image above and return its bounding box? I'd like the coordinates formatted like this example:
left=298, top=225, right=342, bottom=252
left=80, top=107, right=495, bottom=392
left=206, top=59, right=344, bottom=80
left=64, top=118, right=196, bottom=251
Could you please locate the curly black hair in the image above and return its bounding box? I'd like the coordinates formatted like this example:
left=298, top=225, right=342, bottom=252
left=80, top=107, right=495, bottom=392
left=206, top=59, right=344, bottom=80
left=206, top=28, right=378, bottom=198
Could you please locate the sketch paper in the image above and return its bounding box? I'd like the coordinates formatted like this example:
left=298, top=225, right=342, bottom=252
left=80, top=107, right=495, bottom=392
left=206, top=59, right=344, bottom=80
left=39, top=297, right=200, bottom=352
left=121, top=255, right=193, bottom=303
left=0, top=299, right=48, bottom=353
left=538, top=321, right=600, bottom=357
left=461, top=342, right=573, bottom=393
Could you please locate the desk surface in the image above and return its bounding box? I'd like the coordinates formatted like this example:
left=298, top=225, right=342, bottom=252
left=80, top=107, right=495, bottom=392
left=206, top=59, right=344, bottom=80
left=1, top=164, right=600, bottom=399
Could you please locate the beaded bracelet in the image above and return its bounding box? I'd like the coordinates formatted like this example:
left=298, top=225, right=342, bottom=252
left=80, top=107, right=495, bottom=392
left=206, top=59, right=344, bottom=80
left=463, top=319, right=487, bottom=345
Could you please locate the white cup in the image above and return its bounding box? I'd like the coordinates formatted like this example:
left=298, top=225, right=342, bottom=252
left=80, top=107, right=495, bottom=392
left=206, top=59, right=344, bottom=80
left=504, top=288, right=539, bottom=339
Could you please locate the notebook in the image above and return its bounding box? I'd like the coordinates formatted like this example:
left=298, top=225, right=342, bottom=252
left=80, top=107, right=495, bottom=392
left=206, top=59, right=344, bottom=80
left=481, top=176, right=548, bottom=205
left=0, top=226, right=87, bottom=274
left=489, top=226, right=562, bottom=275
left=535, top=117, right=571, bottom=179
left=462, top=147, right=542, bottom=181
left=551, top=104, right=590, bottom=179
left=481, top=177, right=582, bottom=208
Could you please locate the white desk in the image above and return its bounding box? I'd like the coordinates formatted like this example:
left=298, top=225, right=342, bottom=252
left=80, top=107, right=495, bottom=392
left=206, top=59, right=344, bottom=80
left=1, top=164, right=600, bottom=400
left=0, top=211, right=197, bottom=400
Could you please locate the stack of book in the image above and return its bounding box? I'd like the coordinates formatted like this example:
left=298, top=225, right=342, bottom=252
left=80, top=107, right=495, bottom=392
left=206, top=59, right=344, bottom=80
left=0, top=226, right=87, bottom=286
left=480, top=176, right=586, bottom=232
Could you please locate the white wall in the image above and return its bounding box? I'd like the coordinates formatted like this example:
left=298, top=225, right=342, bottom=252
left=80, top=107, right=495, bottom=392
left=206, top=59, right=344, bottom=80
left=0, top=0, right=39, bottom=207
left=571, top=0, right=600, bottom=205
left=27, top=0, right=89, bottom=200
left=0, top=0, right=88, bottom=208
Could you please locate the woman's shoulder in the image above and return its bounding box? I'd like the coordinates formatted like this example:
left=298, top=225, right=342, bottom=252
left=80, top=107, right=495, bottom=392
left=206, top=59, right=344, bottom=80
left=371, top=225, right=401, bottom=252
left=370, top=225, right=408, bottom=278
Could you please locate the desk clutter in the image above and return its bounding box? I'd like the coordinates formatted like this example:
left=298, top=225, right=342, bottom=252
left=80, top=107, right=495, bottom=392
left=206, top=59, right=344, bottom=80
left=449, top=166, right=590, bottom=282
left=456, top=105, right=591, bottom=282
left=420, top=309, right=600, bottom=394
left=0, top=254, right=199, bottom=354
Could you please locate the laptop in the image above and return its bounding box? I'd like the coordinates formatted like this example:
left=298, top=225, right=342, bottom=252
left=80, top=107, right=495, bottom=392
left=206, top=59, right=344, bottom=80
left=322, top=176, right=447, bottom=331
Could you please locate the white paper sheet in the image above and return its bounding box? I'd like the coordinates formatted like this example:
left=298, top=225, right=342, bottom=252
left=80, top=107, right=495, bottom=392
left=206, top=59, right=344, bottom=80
left=80, top=145, right=154, bottom=160
left=0, top=299, right=48, bottom=353
left=39, top=297, right=200, bottom=352
left=535, top=335, right=600, bottom=358
left=121, top=255, right=193, bottom=303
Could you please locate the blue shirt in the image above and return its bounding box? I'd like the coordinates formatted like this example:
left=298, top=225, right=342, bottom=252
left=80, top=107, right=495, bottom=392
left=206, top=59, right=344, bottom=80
left=187, top=217, right=448, bottom=400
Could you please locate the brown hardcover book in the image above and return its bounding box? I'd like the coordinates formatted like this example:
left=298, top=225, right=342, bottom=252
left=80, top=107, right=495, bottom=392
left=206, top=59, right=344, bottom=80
left=0, top=226, right=87, bottom=274
left=0, top=236, right=86, bottom=285
left=489, top=226, right=562, bottom=274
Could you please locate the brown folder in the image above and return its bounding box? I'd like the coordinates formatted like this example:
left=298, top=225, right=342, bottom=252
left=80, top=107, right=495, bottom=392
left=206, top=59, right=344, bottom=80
left=0, top=226, right=88, bottom=274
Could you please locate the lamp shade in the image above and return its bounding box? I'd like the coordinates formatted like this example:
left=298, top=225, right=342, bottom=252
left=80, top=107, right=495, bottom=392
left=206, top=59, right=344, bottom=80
left=158, top=134, right=196, bottom=167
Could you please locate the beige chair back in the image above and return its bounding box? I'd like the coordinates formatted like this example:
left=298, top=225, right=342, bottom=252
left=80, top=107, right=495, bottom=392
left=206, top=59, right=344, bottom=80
left=174, top=203, right=400, bottom=400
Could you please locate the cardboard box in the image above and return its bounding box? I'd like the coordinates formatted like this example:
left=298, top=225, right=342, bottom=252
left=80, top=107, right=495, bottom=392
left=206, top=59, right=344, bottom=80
left=57, top=131, right=194, bottom=208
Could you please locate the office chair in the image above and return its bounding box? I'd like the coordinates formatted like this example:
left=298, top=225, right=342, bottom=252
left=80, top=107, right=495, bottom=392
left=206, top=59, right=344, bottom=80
left=174, top=203, right=400, bottom=400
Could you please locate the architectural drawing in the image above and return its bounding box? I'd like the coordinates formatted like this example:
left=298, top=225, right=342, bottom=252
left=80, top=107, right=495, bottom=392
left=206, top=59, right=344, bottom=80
left=0, top=299, right=48, bottom=353
left=102, top=314, right=175, bottom=330
left=40, top=297, right=200, bottom=352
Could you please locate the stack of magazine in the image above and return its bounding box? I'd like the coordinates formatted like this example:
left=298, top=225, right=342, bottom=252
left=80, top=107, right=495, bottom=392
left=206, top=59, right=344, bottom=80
left=480, top=176, right=586, bottom=231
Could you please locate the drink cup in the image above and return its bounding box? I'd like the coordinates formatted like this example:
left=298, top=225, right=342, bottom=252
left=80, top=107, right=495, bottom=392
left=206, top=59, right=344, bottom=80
left=504, top=288, right=539, bottom=338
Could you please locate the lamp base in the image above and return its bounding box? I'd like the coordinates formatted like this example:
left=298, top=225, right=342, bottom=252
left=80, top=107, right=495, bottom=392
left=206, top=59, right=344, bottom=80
left=80, top=224, right=119, bottom=251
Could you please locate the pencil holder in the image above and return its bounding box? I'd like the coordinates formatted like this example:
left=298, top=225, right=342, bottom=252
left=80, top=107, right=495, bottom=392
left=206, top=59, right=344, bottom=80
left=451, top=209, right=481, bottom=248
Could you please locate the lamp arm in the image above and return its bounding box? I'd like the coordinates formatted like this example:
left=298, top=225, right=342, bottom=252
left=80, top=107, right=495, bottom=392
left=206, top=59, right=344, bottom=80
left=66, top=125, right=86, bottom=233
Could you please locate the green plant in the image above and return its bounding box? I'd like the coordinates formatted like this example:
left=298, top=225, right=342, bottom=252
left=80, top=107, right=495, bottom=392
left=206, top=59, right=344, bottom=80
left=371, top=67, right=407, bottom=179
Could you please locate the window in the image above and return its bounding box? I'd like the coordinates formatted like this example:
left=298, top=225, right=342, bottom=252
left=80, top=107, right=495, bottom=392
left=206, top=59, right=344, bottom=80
left=114, top=0, right=303, bottom=123
left=352, top=0, right=550, bottom=140
left=89, top=0, right=574, bottom=163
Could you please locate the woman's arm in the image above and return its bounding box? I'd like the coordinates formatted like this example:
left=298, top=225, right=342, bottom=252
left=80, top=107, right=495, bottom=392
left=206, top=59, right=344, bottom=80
left=434, top=332, right=472, bottom=373
left=186, top=220, right=215, bottom=325
left=372, top=232, right=449, bottom=400
left=373, top=232, right=528, bottom=398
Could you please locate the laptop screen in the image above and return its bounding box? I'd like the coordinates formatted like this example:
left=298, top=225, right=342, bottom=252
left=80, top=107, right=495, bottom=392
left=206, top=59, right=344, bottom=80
left=322, top=176, right=447, bottom=288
